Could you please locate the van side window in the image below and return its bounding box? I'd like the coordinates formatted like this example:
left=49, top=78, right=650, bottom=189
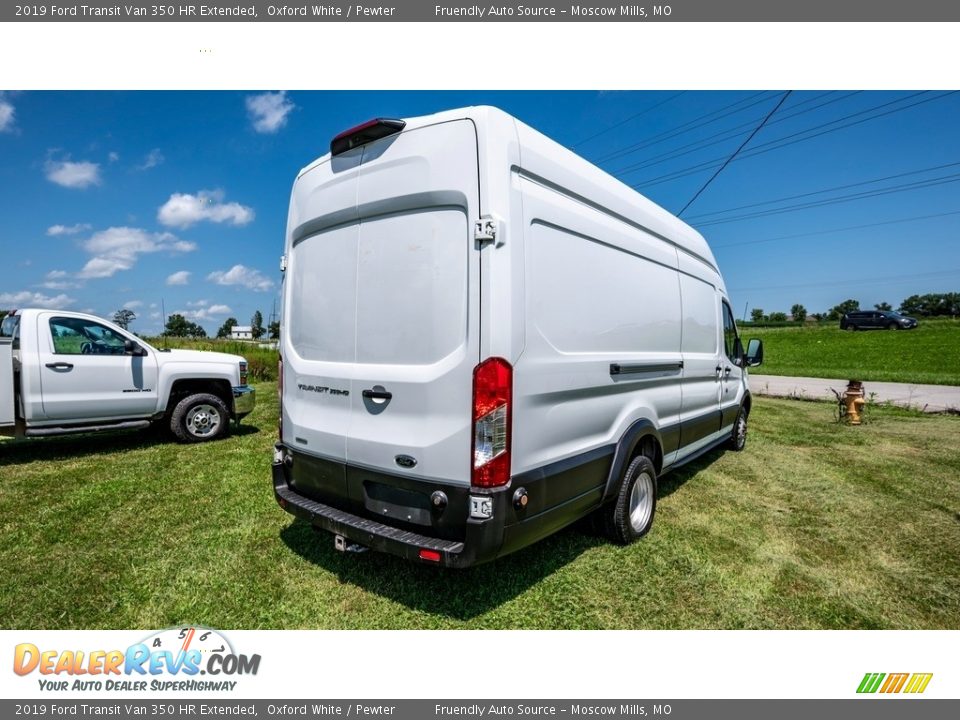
left=49, top=317, right=127, bottom=355
left=722, top=302, right=740, bottom=363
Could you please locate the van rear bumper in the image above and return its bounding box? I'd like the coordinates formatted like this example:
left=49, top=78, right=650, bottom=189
left=271, top=445, right=509, bottom=568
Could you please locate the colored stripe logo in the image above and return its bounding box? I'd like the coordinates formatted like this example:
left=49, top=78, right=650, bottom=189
left=857, top=672, right=933, bottom=694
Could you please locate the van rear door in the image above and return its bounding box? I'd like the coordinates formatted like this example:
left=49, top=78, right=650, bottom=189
left=346, top=119, right=480, bottom=487
left=285, top=119, right=480, bottom=491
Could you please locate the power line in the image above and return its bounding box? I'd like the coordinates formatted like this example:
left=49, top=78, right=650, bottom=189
left=593, top=91, right=774, bottom=163
left=686, top=159, right=960, bottom=222
left=731, top=268, right=960, bottom=293
left=612, top=91, right=852, bottom=177
left=711, top=209, right=960, bottom=250
left=571, top=91, right=686, bottom=148
left=693, top=173, right=960, bottom=227
left=633, top=91, right=956, bottom=190
left=678, top=91, right=793, bottom=217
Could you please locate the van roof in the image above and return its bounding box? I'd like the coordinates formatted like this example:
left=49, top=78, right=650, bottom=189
left=300, top=105, right=718, bottom=273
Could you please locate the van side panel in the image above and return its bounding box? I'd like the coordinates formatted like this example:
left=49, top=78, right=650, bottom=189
left=513, top=175, right=684, bottom=491
left=676, top=271, right=722, bottom=458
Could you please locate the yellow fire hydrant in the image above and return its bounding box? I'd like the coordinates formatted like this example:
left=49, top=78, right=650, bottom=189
left=844, top=380, right=866, bottom=425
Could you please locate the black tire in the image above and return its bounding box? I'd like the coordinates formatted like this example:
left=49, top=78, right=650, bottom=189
left=170, top=393, right=230, bottom=443
left=728, top=404, right=748, bottom=451
left=599, top=455, right=657, bottom=545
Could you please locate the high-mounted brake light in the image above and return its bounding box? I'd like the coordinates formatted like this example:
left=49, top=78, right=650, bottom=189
left=330, top=118, right=406, bottom=156
left=471, top=357, right=513, bottom=488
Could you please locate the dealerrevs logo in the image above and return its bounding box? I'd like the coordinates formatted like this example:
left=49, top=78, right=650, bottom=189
left=13, top=627, right=261, bottom=692
left=857, top=672, right=933, bottom=694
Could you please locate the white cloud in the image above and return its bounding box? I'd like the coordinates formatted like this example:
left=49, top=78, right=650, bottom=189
left=166, top=270, right=191, bottom=286
left=40, top=281, right=81, bottom=290
left=0, top=291, right=74, bottom=310
left=207, top=264, right=274, bottom=292
left=77, top=226, right=196, bottom=279
left=0, top=94, right=15, bottom=133
left=157, top=189, right=254, bottom=229
left=138, top=148, right=164, bottom=170
left=46, top=270, right=68, bottom=279
left=47, top=223, right=92, bottom=236
left=45, top=159, right=101, bottom=189
left=175, top=302, right=232, bottom=322
left=123, top=300, right=143, bottom=309
left=245, top=91, right=295, bottom=134
left=108, top=152, right=120, bottom=163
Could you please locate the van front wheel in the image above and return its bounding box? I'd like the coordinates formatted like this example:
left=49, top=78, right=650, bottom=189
left=601, top=455, right=658, bottom=545
left=728, top=405, right=748, bottom=451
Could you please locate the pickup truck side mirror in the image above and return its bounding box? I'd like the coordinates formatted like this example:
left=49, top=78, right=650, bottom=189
left=744, top=338, right=763, bottom=367
left=124, top=339, right=147, bottom=357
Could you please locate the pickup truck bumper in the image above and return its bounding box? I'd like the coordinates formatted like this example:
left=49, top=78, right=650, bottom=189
left=232, top=385, right=256, bottom=418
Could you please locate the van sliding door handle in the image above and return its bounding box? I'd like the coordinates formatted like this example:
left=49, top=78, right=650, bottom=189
left=45, top=362, right=74, bottom=370
left=362, top=389, right=393, bottom=401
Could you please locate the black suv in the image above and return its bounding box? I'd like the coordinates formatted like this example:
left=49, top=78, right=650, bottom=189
left=840, top=310, right=919, bottom=331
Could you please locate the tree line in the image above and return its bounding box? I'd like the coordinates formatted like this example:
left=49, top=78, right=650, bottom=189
left=748, top=292, right=960, bottom=323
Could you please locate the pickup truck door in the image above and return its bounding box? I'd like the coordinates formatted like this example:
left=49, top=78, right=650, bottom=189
left=36, top=313, right=160, bottom=421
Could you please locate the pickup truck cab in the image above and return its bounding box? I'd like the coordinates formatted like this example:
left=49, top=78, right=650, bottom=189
left=0, top=309, right=255, bottom=442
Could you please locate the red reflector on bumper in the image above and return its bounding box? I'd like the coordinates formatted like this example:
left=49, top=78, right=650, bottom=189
left=419, top=549, right=441, bottom=563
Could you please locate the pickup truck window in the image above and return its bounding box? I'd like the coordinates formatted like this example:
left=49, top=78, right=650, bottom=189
left=1, top=315, right=20, bottom=350
left=49, top=316, right=127, bottom=355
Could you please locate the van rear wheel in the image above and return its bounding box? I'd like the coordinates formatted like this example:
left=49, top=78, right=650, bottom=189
left=600, top=455, right=657, bottom=545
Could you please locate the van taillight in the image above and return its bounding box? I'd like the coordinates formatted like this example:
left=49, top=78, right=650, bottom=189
left=330, top=118, right=406, bottom=156
left=278, top=355, right=284, bottom=441
left=471, top=357, right=512, bottom=488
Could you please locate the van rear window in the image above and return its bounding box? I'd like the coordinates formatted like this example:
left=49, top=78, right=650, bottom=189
left=289, top=208, right=469, bottom=365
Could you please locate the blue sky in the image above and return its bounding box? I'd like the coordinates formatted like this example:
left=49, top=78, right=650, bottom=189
left=0, top=90, right=958, bottom=333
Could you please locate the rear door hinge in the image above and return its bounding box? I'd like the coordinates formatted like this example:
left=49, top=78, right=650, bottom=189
left=280, top=254, right=287, bottom=272
left=474, top=216, right=504, bottom=247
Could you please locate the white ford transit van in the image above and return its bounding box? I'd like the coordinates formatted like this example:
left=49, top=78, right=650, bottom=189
left=272, top=106, right=763, bottom=567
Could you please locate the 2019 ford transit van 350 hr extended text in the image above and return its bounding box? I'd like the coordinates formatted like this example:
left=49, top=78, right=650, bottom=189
left=272, top=106, right=763, bottom=567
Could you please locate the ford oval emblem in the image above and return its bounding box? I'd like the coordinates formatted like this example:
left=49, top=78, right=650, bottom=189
left=395, top=454, right=417, bottom=469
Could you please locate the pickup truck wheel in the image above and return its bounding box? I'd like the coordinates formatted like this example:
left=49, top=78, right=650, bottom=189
left=170, top=393, right=229, bottom=443
left=600, top=455, right=657, bottom=545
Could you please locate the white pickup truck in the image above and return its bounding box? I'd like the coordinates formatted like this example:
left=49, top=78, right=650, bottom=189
left=0, top=309, right=256, bottom=442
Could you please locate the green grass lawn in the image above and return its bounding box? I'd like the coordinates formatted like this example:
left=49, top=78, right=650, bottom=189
left=1, top=384, right=958, bottom=629
left=743, top=318, right=960, bottom=385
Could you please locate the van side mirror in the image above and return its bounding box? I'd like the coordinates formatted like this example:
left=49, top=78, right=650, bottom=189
left=744, top=338, right=763, bottom=367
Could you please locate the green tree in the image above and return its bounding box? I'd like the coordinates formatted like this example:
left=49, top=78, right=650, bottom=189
left=112, top=308, right=137, bottom=330
left=750, top=308, right=765, bottom=323
left=268, top=320, right=280, bottom=340
left=790, top=304, right=807, bottom=322
left=216, top=317, right=239, bottom=339
left=874, top=301, right=892, bottom=311
left=827, top=299, right=859, bottom=321
left=899, top=292, right=960, bottom=317
left=251, top=310, right=264, bottom=340
left=768, top=311, right=788, bottom=322
left=163, top=313, right=207, bottom=338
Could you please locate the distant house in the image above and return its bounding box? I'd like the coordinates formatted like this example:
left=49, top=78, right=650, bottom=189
left=231, top=325, right=253, bottom=340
